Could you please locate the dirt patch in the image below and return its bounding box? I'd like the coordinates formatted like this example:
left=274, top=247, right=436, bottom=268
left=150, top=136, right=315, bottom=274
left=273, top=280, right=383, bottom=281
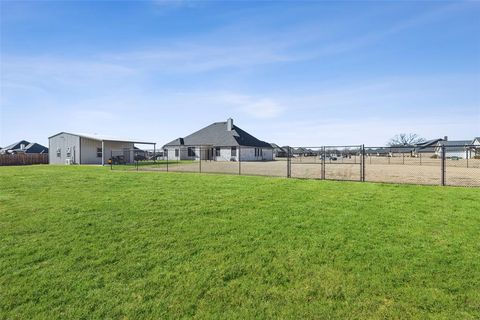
left=136, top=159, right=480, bottom=187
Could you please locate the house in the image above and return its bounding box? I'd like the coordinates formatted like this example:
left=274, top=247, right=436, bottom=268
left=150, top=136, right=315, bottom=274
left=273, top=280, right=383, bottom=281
left=413, top=138, right=444, bottom=157
left=48, top=132, right=155, bottom=165
left=434, top=138, right=472, bottom=159
left=0, top=140, right=48, bottom=154
left=467, top=137, right=480, bottom=158
left=163, top=118, right=273, bottom=161
left=270, top=143, right=288, bottom=158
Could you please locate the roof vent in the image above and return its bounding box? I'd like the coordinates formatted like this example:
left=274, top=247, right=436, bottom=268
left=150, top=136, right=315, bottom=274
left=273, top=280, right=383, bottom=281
left=444, top=136, right=448, bottom=141
left=227, top=118, right=233, bottom=131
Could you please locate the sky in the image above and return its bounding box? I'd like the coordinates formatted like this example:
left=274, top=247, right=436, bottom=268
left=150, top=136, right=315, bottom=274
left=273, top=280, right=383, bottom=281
left=1, top=0, right=479, bottom=147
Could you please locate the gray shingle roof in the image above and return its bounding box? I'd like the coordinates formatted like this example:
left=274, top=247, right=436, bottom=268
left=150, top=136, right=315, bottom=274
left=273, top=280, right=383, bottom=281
left=164, top=121, right=272, bottom=148
left=439, top=140, right=471, bottom=146
left=1, top=140, right=30, bottom=152
left=0, top=140, right=48, bottom=154
left=270, top=143, right=286, bottom=153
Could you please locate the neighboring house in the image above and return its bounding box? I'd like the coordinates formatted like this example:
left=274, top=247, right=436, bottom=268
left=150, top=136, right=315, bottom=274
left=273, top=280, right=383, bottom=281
left=468, top=137, right=480, bottom=158
left=413, top=138, right=444, bottom=156
left=434, top=139, right=472, bottom=159
left=282, top=146, right=294, bottom=157
left=292, top=147, right=306, bottom=157
left=163, top=118, right=273, bottom=161
left=48, top=132, right=155, bottom=165
left=270, top=143, right=288, bottom=158
left=0, top=140, right=48, bottom=154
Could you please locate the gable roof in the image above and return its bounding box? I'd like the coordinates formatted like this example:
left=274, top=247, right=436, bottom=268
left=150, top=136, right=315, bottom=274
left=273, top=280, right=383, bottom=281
left=0, top=140, right=48, bottom=154
left=415, top=138, right=443, bottom=148
left=24, top=143, right=48, bottom=153
left=49, top=132, right=154, bottom=144
left=164, top=121, right=272, bottom=148
left=270, top=143, right=287, bottom=152
left=1, top=140, right=30, bottom=152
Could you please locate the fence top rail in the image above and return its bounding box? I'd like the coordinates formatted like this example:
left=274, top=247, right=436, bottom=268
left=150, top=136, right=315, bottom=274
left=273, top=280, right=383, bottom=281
left=289, top=145, right=363, bottom=149
left=366, top=144, right=478, bottom=148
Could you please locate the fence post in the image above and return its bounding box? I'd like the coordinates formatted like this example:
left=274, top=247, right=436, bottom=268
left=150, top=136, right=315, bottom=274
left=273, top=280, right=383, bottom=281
left=110, top=150, right=113, bottom=170
left=441, top=145, right=446, bottom=186
left=466, top=150, right=469, bottom=168
left=199, top=147, right=202, bottom=173
left=166, top=150, right=169, bottom=172
left=362, top=145, right=366, bottom=182
left=321, top=146, right=325, bottom=180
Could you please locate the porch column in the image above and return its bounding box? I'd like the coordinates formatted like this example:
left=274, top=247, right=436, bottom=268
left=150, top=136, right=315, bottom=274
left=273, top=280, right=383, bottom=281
left=101, top=140, right=105, bottom=166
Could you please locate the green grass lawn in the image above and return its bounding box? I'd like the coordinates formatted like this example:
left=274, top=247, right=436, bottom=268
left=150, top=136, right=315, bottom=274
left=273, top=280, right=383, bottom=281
left=111, top=160, right=195, bottom=171
left=1, top=166, right=479, bottom=319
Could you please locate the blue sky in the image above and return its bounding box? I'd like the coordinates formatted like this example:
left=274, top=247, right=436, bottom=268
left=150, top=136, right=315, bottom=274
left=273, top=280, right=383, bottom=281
left=1, top=1, right=479, bottom=147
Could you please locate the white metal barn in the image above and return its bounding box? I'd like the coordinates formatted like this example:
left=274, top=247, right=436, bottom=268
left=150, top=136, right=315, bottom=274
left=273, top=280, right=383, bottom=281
left=48, top=132, right=155, bottom=165
left=163, top=118, right=273, bottom=161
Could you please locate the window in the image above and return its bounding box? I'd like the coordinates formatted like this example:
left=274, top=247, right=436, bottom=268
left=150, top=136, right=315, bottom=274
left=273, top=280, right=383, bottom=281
left=260, top=148, right=263, bottom=157
left=175, top=149, right=179, bottom=157
left=231, top=147, right=237, bottom=157
left=56, top=148, right=61, bottom=157
left=66, top=147, right=71, bottom=158
left=215, top=147, right=220, bottom=157
left=97, top=147, right=102, bottom=158
left=188, top=147, right=196, bottom=157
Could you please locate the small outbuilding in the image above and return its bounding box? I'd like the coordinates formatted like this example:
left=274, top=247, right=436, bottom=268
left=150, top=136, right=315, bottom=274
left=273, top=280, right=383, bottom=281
left=48, top=132, right=155, bottom=165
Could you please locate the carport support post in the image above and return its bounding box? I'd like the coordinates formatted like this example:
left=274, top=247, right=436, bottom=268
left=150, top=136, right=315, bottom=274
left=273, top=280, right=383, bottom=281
left=101, top=140, right=105, bottom=166
left=238, top=146, right=241, bottom=175
left=441, top=145, right=446, bottom=186
left=321, top=146, right=325, bottom=180
left=287, top=147, right=291, bottom=178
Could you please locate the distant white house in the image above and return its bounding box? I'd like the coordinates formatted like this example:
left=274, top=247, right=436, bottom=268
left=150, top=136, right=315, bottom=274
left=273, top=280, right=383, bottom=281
left=163, top=118, right=273, bottom=161
left=434, top=137, right=477, bottom=159
left=468, top=137, right=480, bottom=158
left=48, top=132, right=155, bottom=165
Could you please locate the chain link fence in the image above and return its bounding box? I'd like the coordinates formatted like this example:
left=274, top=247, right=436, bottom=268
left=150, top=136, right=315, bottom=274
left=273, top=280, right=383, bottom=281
left=110, top=144, right=480, bottom=187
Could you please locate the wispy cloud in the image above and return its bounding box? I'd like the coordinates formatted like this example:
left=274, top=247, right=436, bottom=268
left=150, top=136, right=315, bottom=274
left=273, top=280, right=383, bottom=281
left=216, top=93, right=284, bottom=119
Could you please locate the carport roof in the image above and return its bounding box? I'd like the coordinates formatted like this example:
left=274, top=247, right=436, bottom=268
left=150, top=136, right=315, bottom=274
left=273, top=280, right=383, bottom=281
left=48, top=132, right=155, bottom=145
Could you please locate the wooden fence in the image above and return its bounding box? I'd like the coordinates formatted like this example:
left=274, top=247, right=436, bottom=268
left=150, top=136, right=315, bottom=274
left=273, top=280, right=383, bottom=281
left=0, top=153, right=49, bottom=166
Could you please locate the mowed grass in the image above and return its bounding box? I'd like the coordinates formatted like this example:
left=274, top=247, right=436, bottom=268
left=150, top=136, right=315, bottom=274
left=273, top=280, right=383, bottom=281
left=1, top=166, right=479, bottom=319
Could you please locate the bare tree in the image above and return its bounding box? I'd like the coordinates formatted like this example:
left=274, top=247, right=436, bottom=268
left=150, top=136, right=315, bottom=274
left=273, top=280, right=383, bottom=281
left=388, top=133, right=426, bottom=146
